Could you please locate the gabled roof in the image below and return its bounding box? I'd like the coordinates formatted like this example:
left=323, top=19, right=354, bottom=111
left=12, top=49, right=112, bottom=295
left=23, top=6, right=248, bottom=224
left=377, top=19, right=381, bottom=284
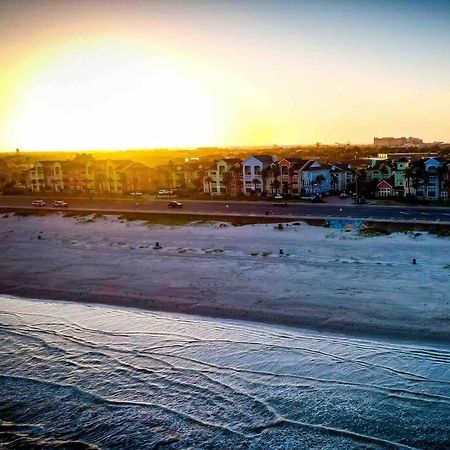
left=377, top=177, right=395, bottom=189
left=252, top=154, right=276, bottom=165
left=221, top=158, right=242, bottom=165
left=301, top=160, right=327, bottom=171
left=329, top=162, right=351, bottom=171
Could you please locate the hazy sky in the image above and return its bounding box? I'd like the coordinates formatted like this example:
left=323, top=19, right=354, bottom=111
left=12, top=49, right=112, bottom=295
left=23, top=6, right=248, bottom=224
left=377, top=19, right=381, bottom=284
left=1, top=0, right=449, bottom=150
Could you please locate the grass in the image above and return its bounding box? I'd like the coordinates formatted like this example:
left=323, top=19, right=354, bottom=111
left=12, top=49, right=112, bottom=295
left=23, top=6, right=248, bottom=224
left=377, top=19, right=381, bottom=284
left=359, top=226, right=391, bottom=237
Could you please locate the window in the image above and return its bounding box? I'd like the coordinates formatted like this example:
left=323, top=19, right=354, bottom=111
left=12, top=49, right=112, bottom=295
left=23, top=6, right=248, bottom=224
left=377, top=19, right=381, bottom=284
left=254, top=166, right=261, bottom=175
left=244, top=166, right=251, bottom=176
left=281, top=166, right=288, bottom=176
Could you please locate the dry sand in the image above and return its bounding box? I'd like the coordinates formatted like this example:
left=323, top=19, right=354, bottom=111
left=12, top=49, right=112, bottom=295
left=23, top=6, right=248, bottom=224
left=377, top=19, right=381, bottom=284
left=1, top=213, right=449, bottom=343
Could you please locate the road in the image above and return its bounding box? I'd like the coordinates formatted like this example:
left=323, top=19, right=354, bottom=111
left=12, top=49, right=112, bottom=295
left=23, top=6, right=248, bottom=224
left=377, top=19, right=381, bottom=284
left=1, top=195, right=450, bottom=223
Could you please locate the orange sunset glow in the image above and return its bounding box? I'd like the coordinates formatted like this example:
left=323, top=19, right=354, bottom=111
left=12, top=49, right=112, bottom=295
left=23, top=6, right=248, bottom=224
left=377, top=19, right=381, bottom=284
left=1, top=0, right=450, bottom=150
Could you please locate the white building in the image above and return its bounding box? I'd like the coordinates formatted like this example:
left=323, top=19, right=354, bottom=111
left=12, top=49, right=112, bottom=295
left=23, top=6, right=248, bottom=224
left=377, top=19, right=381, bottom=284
left=242, top=155, right=277, bottom=195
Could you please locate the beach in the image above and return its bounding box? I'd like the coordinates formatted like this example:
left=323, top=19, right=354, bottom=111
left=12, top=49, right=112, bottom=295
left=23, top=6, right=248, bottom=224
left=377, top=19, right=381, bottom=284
left=1, top=296, right=449, bottom=449
left=0, top=212, right=449, bottom=343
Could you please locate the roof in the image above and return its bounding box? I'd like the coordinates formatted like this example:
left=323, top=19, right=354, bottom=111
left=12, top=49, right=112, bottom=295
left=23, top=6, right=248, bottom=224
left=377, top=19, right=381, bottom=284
left=280, top=157, right=304, bottom=165
left=221, top=158, right=242, bottom=164
left=377, top=177, right=395, bottom=189
left=252, top=154, right=276, bottom=165
left=301, top=160, right=327, bottom=171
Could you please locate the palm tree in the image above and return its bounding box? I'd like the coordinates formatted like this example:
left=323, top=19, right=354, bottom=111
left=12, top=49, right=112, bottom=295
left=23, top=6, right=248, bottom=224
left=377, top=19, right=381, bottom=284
left=314, top=174, right=326, bottom=194
left=205, top=176, right=214, bottom=198
left=437, top=164, right=447, bottom=200
left=252, top=178, right=261, bottom=197
left=330, top=172, right=339, bottom=192
left=404, top=167, right=413, bottom=195
left=222, top=170, right=233, bottom=197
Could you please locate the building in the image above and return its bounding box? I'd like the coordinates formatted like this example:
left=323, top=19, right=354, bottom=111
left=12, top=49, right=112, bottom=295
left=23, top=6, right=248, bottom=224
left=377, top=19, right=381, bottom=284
left=242, top=155, right=277, bottom=195
left=276, top=158, right=307, bottom=196
left=203, top=158, right=242, bottom=197
left=300, top=161, right=331, bottom=195
left=328, top=163, right=355, bottom=193
left=374, top=137, right=424, bottom=147
left=29, top=161, right=64, bottom=192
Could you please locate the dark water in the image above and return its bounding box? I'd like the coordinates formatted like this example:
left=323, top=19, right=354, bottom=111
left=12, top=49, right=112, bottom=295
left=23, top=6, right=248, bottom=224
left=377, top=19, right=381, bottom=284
left=0, top=296, right=449, bottom=449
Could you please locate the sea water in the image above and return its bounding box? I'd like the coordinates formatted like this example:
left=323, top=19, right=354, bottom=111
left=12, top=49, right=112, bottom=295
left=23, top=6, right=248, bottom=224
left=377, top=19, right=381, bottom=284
left=0, top=296, right=449, bottom=449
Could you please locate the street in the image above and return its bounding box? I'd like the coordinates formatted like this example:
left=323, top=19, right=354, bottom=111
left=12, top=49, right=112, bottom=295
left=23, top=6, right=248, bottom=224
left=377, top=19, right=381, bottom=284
left=1, top=195, right=450, bottom=223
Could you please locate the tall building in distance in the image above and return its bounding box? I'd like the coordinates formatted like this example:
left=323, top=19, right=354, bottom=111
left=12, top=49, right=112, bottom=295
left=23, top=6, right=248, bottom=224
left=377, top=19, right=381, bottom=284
left=374, top=137, right=424, bottom=147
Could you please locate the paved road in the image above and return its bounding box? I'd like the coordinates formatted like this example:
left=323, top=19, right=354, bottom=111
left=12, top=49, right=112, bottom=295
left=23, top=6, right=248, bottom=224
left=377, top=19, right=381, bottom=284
left=1, top=195, right=450, bottom=223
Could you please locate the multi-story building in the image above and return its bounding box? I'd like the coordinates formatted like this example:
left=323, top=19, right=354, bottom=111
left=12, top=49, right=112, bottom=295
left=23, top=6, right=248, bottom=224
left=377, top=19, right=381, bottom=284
left=242, top=155, right=277, bottom=195
left=300, top=161, right=331, bottom=195
left=203, top=158, right=242, bottom=196
left=328, top=163, right=355, bottom=193
left=29, top=161, right=64, bottom=192
left=118, top=161, right=154, bottom=193
left=374, top=137, right=424, bottom=147
left=62, top=155, right=95, bottom=193
left=276, top=158, right=307, bottom=196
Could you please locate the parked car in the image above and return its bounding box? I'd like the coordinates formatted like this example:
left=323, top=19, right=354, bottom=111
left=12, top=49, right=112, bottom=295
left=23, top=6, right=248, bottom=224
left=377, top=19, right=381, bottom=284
left=168, top=201, right=183, bottom=208
left=274, top=194, right=283, bottom=200
left=339, top=193, right=349, bottom=199
left=272, top=201, right=288, bottom=207
left=311, top=194, right=323, bottom=203
left=52, top=200, right=68, bottom=208
left=32, top=200, right=46, bottom=207
left=158, top=189, right=172, bottom=195
left=130, top=191, right=142, bottom=196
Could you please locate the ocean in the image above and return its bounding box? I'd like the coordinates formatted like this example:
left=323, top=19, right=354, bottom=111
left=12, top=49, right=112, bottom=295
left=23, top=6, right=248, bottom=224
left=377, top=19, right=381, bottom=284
left=0, top=296, right=449, bottom=449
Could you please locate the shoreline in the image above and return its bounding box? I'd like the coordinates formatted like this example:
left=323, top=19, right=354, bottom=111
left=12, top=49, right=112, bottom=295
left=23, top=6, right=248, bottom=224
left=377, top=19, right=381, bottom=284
left=1, top=286, right=449, bottom=346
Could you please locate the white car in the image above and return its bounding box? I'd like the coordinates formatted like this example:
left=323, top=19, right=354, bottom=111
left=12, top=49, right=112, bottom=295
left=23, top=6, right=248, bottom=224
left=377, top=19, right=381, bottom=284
left=130, top=191, right=142, bottom=196
left=32, top=200, right=46, bottom=207
left=158, top=189, right=171, bottom=195
left=52, top=200, right=68, bottom=208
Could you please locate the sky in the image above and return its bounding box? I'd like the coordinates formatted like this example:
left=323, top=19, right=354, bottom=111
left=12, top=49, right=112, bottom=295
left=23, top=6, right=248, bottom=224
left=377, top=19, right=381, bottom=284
left=0, top=0, right=450, bottom=151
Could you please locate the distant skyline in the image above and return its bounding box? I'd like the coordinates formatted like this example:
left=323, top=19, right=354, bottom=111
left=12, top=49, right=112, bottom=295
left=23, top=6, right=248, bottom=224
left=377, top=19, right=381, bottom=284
left=1, top=0, right=450, bottom=151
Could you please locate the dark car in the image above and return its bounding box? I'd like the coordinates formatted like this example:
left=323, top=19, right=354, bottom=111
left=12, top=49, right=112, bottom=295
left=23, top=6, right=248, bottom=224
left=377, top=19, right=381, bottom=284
left=168, top=201, right=183, bottom=208
left=311, top=194, right=323, bottom=203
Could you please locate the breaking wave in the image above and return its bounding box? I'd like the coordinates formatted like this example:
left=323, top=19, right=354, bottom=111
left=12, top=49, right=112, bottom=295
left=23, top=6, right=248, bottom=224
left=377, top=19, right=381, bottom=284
left=0, top=295, right=449, bottom=449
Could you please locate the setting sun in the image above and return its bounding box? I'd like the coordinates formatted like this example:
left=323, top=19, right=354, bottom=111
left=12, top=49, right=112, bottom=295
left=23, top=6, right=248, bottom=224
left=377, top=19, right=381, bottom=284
left=9, top=42, right=216, bottom=150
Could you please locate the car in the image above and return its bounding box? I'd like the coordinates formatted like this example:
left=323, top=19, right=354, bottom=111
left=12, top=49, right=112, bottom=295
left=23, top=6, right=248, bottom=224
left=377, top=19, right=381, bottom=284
left=32, top=200, right=46, bottom=207
left=272, top=201, right=288, bottom=206
left=130, top=191, right=142, bottom=196
left=339, top=193, right=349, bottom=199
left=158, top=189, right=172, bottom=195
left=311, top=194, right=323, bottom=203
left=52, top=200, right=68, bottom=208
left=274, top=194, right=283, bottom=200
left=168, top=201, right=183, bottom=208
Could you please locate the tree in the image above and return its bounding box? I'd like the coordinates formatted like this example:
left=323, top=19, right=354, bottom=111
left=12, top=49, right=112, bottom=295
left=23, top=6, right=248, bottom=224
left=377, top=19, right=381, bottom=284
left=222, top=170, right=233, bottom=197
left=404, top=167, right=413, bottom=195
left=205, top=176, right=214, bottom=198
left=437, top=164, right=447, bottom=200
left=314, top=174, right=326, bottom=193
left=330, top=172, right=339, bottom=192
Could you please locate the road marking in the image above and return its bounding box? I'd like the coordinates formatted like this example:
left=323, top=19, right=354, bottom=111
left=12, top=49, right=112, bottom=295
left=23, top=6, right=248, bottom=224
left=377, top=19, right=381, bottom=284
left=399, top=211, right=409, bottom=215
left=421, top=212, right=430, bottom=216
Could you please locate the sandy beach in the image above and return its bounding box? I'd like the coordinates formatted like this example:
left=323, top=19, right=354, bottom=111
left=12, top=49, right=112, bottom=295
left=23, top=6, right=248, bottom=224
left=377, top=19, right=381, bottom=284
left=1, top=212, right=449, bottom=343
